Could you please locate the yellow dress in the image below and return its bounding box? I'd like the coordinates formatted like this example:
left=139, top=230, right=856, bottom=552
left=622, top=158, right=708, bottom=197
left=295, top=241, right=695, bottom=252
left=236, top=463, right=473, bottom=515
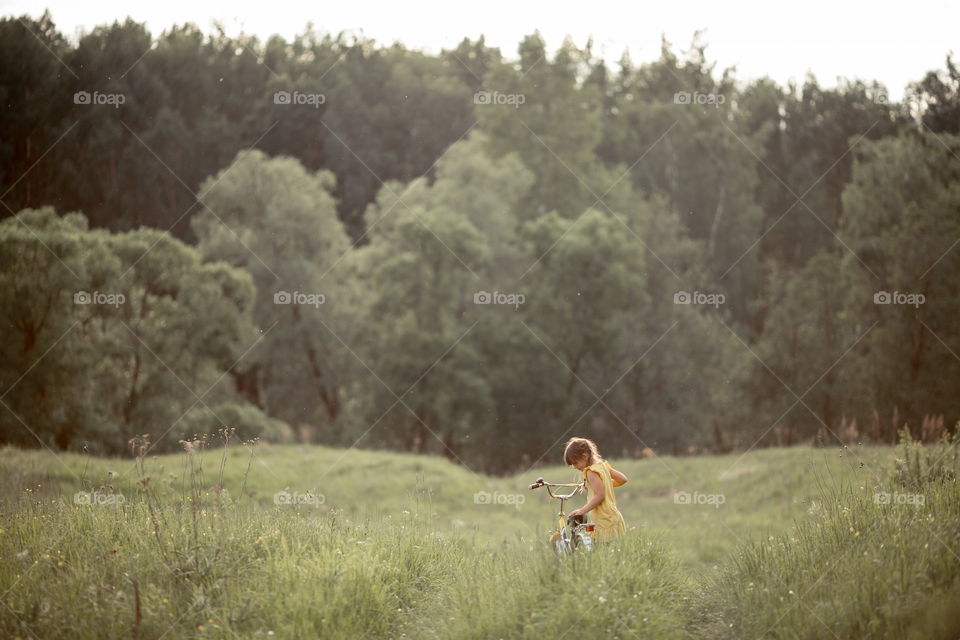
left=583, top=460, right=626, bottom=542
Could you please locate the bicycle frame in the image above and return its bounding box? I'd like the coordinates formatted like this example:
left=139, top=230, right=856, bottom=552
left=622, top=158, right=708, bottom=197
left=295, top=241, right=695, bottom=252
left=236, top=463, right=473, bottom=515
left=528, top=477, right=595, bottom=553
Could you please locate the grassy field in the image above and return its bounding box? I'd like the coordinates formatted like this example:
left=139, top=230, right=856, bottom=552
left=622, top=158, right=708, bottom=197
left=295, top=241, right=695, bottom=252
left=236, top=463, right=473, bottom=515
left=1, top=434, right=959, bottom=639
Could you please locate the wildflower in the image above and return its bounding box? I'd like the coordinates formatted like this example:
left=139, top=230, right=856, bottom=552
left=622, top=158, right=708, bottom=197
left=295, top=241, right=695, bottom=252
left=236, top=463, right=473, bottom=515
left=197, top=624, right=206, bottom=631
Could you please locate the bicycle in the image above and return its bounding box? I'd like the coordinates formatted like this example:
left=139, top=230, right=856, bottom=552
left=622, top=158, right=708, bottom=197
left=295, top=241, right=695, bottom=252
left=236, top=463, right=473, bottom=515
left=528, top=476, right=595, bottom=554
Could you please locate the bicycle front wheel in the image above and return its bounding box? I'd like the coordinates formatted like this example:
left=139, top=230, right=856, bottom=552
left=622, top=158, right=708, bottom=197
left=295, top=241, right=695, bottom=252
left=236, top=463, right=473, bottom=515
left=551, top=531, right=571, bottom=554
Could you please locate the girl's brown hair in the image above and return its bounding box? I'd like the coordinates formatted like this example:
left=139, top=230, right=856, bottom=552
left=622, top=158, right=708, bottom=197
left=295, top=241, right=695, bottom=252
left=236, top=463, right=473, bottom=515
left=563, top=437, right=601, bottom=466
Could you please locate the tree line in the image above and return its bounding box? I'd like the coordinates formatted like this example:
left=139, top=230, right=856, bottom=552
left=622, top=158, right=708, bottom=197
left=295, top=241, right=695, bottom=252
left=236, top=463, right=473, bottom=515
left=1, top=12, right=958, bottom=472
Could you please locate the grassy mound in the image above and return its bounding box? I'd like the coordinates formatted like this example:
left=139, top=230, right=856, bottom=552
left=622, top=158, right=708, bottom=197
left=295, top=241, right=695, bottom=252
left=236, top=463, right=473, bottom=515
left=1, top=433, right=958, bottom=638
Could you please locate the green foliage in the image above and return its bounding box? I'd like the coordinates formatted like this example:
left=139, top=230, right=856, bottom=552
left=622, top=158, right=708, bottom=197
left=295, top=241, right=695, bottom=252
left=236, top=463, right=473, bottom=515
left=906, top=53, right=960, bottom=135
left=891, top=426, right=960, bottom=489
left=0, top=207, right=260, bottom=453
left=193, top=149, right=355, bottom=434
left=1, top=12, right=958, bottom=468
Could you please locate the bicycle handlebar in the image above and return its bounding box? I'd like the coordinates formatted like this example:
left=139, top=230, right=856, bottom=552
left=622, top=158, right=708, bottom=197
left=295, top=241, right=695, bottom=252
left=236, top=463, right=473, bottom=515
left=528, top=477, right=584, bottom=499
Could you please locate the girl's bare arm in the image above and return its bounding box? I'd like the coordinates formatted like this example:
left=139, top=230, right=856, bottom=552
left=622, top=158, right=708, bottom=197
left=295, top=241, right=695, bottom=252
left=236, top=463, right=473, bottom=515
left=570, top=471, right=605, bottom=515
left=610, top=467, right=628, bottom=486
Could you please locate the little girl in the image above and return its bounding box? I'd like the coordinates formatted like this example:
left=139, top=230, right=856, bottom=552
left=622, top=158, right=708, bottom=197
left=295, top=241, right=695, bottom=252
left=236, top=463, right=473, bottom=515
left=564, top=437, right=627, bottom=542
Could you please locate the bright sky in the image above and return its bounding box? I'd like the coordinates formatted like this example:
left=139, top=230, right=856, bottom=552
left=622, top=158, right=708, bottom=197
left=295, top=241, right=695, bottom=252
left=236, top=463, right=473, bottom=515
left=4, top=0, right=957, bottom=100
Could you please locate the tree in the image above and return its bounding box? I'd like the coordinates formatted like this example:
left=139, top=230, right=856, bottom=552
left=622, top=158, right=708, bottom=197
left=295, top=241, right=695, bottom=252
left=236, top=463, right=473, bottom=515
left=840, top=131, right=960, bottom=433
left=598, top=35, right=764, bottom=324
left=352, top=193, right=492, bottom=458
left=749, top=251, right=867, bottom=444
left=0, top=207, right=257, bottom=452
left=906, top=54, right=960, bottom=135
left=193, top=149, right=355, bottom=437
left=478, top=33, right=606, bottom=220
left=0, top=13, right=74, bottom=214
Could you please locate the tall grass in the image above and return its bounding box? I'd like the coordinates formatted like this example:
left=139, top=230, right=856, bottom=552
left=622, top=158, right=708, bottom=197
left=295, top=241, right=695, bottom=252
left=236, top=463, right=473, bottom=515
left=693, top=433, right=960, bottom=640
left=2, top=433, right=958, bottom=639
left=1, top=433, right=688, bottom=639
left=407, top=532, right=690, bottom=639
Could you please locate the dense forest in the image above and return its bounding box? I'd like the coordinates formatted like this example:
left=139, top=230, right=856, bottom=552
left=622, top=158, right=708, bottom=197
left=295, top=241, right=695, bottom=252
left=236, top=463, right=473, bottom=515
left=1, top=11, right=958, bottom=472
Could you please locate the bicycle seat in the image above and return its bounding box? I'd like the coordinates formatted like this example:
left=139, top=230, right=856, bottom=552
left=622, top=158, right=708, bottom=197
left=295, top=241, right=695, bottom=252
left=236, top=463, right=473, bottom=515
left=567, top=514, right=586, bottom=526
